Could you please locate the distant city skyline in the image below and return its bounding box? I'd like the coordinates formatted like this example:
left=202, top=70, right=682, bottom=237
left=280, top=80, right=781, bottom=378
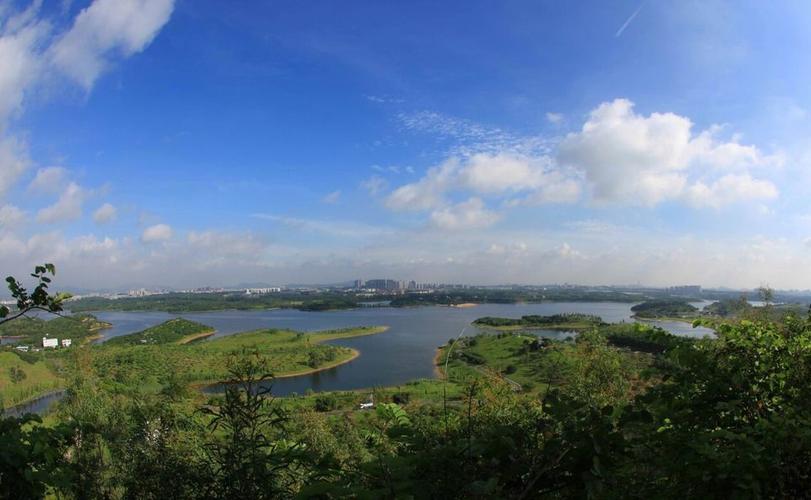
left=1, top=1, right=811, bottom=289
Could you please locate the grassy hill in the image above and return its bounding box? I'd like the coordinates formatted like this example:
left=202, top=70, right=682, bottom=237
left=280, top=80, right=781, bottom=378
left=93, top=326, right=389, bottom=388
left=0, top=313, right=111, bottom=344
left=105, top=318, right=215, bottom=346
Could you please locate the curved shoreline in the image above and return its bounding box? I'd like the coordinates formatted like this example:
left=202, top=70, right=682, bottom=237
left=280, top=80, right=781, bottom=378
left=3, top=389, right=66, bottom=416
left=194, top=326, right=390, bottom=388
left=192, top=348, right=362, bottom=389
left=275, top=348, right=361, bottom=379
left=177, top=329, right=217, bottom=344
left=433, top=346, right=446, bottom=379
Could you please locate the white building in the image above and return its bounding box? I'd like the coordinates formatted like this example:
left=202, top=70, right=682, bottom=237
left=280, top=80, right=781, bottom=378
left=42, top=337, right=58, bottom=348
left=61, top=339, right=72, bottom=348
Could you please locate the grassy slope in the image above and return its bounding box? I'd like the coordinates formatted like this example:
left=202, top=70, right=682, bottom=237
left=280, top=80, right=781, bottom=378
left=0, top=314, right=112, bottom=343
left=105, top=318, right=215, bottom=346
left=438, top=334, right=558, bottom=393
left=437, top=332, right=653, bottom=396
left=0, top=352, right=62, bottom=408
left=92, top=326, right=389, bottom=387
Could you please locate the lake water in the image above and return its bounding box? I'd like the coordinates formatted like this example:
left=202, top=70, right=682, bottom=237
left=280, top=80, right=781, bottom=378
left=3, top=390, right=65, bottom=417
left=5, top=302, right=715, bottom=414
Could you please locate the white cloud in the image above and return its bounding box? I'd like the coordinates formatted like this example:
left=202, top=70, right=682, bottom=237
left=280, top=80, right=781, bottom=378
left=386, top=159, right=457, bottom=211
left=546, top=112, right=563, bottom=124
left=29, top=166, right=68, bottom=194
left=385, top=153, right=580, bottom=224
left=0, top=204, right=25, bottom=229
left=387, top=154, right=581, bottom=211
left=321, top=190, right=341, bottom=204
left=0, top=4, right=48, bottom=124
left=36, top=182, right=86, bottom=223
left=684, top=173, right=778, bottom=208
left=141, top=223, right=172, bottom=242
left=558, top=98, right=779, bottom=206
left=361, top=175, right=388, bottom=195
left=0, top=136, right=30, bottom=199
left=186, top=230, right=267, bottom=264
left=93, top=202, right=117, bottom=223
left=49, top=0, right=175, bottom=89
left=253, top=213, right=394, bottom=239
left=429, top=197, right=500, bottom=230
left=460, top=153, right=544, bottom=193
left=0, top=0, right=175, bottom=228
left=511, top=173, right=582, bottom=205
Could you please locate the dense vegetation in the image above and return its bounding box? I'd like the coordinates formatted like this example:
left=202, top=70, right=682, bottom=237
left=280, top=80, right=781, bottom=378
left=704, top=296, right=754, bottom=317
left=0, top=313, right=111, bottom=344
left=104, top=318, right=214, bottom=345
left=474, top=313, right=602, bottom=330
left=389, top=288, right=641, bottom=307
left=68, top=287, right=650, bottom=314
left=5, top=266, right=811, bottom=498
left=68, top=291, right=363, bottom=313
left=630, top=299, right=698, bottom=318
left=8, top=312, right=811, bottom=498
left=88, top=325, right=387, bottom=389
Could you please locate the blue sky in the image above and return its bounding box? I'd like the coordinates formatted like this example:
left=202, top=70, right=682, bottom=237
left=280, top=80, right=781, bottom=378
left=2, top=0, right=811, bottom=289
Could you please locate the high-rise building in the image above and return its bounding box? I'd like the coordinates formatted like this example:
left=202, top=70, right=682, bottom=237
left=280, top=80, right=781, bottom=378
left=365, top=279, right=399, bottom=291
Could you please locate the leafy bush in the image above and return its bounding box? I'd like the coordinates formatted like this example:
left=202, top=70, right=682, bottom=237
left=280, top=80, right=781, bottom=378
left=314, top=394, right=338, bottom=412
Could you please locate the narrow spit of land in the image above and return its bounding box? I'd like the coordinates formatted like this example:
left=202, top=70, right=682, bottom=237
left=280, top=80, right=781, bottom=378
left=1, top=321, right=389, bottom=410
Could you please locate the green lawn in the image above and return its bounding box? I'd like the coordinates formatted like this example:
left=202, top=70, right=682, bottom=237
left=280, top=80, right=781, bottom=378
left=0, top=351, right=63, bottom=409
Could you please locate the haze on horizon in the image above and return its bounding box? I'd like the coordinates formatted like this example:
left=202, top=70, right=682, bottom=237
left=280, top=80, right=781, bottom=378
left=1, top=0, right=810, bottom=290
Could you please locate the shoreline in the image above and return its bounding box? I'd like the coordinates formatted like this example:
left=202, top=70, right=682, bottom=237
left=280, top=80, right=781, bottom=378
left=193, top=326, right=390, bottom=388
left=82, top=333, right=104, bottom=345
left=191, top=348, right=362, bottom=388
left=177, top=329, right=217, bottom=344
left=276, top=348, right=361, bottom=379
left=634, top=315, right=698, bottom=324
left=433, top=346, right=446, bottom=379
left=3, top=388, right=66, bottom=416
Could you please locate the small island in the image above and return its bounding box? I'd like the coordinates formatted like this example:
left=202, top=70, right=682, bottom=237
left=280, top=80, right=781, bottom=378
left=473, top=313, right=603, bottom=332
left=630, top=299, right=698, bottom=319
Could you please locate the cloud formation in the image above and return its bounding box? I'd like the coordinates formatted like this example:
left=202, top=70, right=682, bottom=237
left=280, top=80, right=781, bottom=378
left=29, top=166, right=68, bottom=194
left=0, top=0, right=174, bottom=217
left=49, top=0, right=175, bottom=89
left=141, top=223, right=173, bottom=242
left=93, top=202, right=117, bottom=224
left=36, top=182, right=86, bottom=223
left=429, top=197, right=500, bottom=230
left=558, top=98, right=779, bottom=206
